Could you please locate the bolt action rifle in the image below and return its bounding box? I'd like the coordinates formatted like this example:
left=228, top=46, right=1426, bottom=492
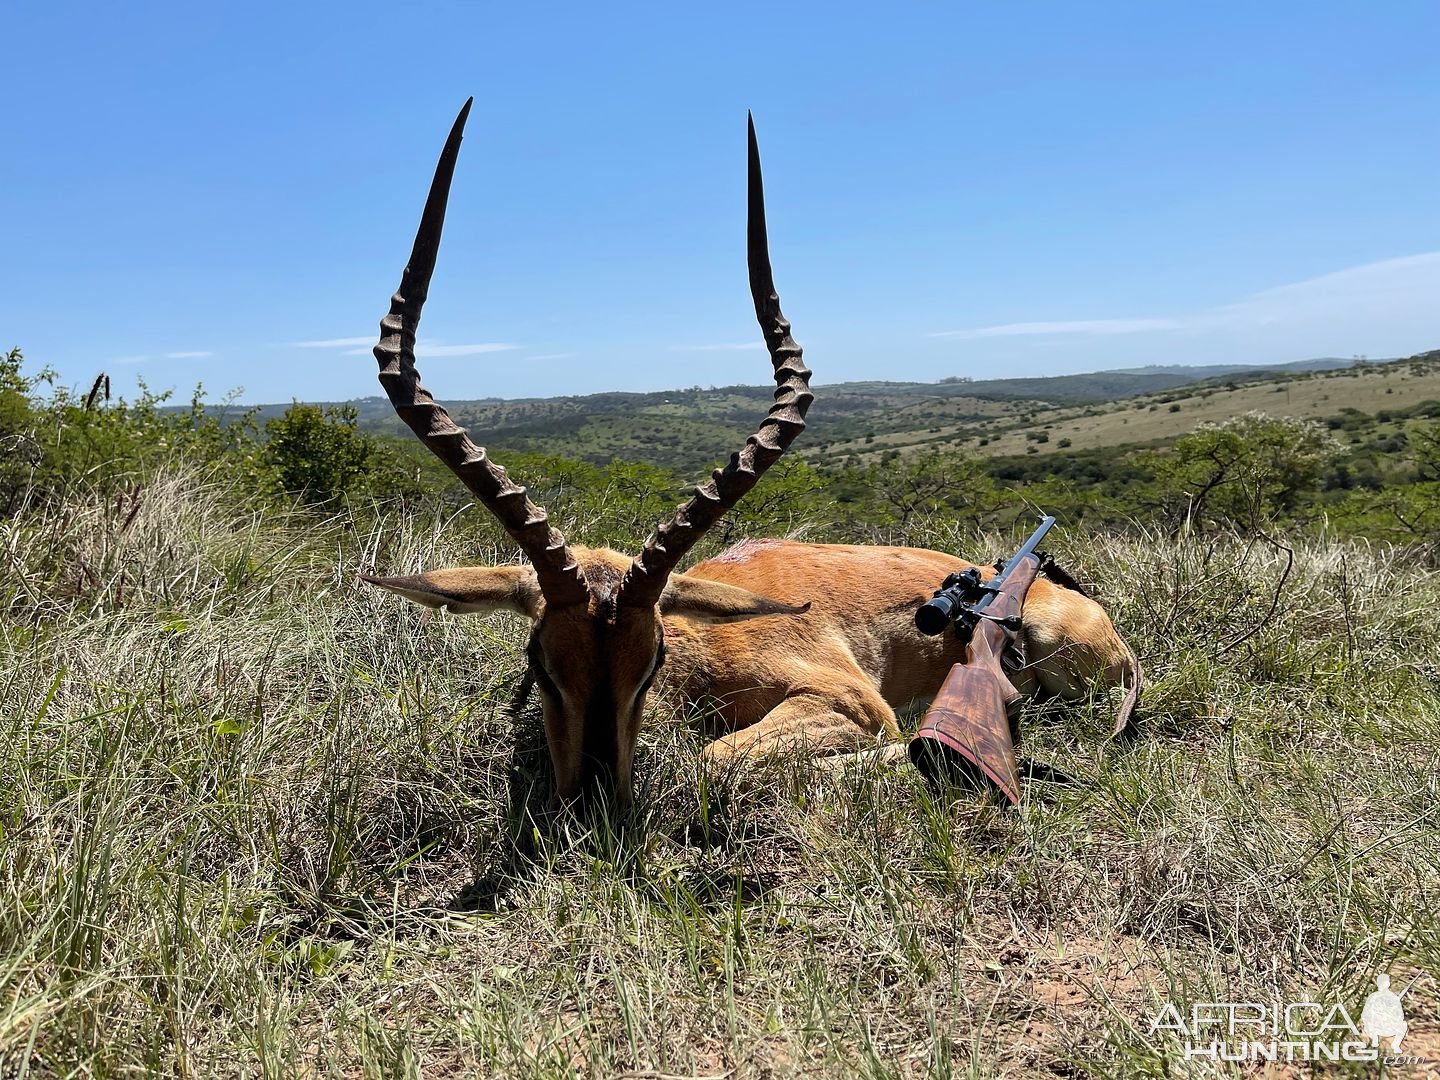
left=909, top=515, right=1058, bottom=804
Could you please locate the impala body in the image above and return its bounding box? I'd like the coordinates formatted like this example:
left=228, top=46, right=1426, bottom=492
left=666, top=540, right=1136, bottom=757
left=364, top=101, right=1140, bottom=804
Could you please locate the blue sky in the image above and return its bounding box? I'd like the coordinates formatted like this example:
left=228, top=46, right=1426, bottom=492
left=4, top=2, right=1438, bottom=404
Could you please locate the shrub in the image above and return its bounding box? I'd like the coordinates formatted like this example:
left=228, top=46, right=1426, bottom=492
left=1145, top=412, right=1347, bottom=530
left=260, top=403, right=392, bottom=506
left=1, top=349, right=263, bottom=514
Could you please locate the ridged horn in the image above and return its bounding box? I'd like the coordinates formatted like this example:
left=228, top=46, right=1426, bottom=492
left=372, top=99, right=589, bottom=608
left=618, top=114, right=813, bottom=609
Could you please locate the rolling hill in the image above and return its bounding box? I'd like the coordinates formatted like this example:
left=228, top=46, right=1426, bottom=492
left=233, top=353, right=1429, bottom=474
left=822, top=353, right=1440, bottom=464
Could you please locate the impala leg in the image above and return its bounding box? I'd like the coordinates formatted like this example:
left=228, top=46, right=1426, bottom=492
left=700, top=685, right=899, bottom=772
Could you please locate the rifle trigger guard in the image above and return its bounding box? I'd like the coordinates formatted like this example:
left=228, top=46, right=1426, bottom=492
left=1002, top=639, right=1026, bottom=674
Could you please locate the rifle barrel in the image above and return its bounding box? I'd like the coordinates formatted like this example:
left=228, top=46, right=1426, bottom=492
left=970, top=515, right=1056, bottom=617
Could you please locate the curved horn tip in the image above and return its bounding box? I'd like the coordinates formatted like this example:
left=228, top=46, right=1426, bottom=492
left=436, top=98, right=473, bottom=150
left=617, top=112, right=809, bottom=609
left=444, top=98, right=474, bottom=144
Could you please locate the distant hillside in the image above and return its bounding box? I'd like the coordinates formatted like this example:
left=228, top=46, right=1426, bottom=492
left=1107, top=357, right=1354, bottom=377
left=821, top=351, right=1439, bottom=464
left=236, top=354, right=1410, bottom=473
left=932, top=356, right=1361, bottom=402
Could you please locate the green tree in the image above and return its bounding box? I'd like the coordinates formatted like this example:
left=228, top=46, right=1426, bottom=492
left=261, top=403, right=380, bottom=505
left=1364, top=422, right=1440, bottom=555
left=0, top=348, right=50, bottom=513
left=721, top=456, right=833, bottom=545
left=848, top=448, right=999, bottom=533
left=1147, top=411, right=1346, bottom=530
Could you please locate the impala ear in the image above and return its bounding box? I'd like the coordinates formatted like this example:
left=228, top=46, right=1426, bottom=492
left=362, top=566, right=543, bottom=620
left=659, top=576, right=810, bottom=624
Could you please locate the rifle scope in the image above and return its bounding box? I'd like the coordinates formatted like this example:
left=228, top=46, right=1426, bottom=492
left=914, top=515, right=1057, bottom=637
left=914, top=569, right=982, bottom=636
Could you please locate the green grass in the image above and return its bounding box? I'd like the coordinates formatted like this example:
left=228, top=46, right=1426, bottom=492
left=2, top=472, right=1438, bottom=1076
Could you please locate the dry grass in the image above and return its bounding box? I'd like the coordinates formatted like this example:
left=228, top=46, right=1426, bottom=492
left=2, top=473, right=1438, bottom=1077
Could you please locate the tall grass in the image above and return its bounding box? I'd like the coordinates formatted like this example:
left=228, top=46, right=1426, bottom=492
left=1, top=468, right=1437, bottom=1076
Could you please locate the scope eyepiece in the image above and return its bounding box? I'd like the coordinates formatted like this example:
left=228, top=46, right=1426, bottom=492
left=916, top=567, right=986, bottom=636
left=915, top=592, right=961, bottom=636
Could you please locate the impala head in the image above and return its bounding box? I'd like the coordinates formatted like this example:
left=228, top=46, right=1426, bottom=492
left=362, top=100, right=812, bottom=804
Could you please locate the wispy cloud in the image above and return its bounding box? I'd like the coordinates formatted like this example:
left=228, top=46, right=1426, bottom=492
left=288, top=336, right=374, bottom=349
left=111, top=355, right=149, bottom=365
left=669, top=343, right=766, bottom=352
left=165, top=350, right=213, bottom=359
left=414, top=343, right=519, bottom=358
left=291, top=336, right=522, bottom=359
left=929, top=318, right=1183, bottom=340
left=1205, top=251, right=1440, bottom=327
left=339, top=342, right=520, bottom=358
left=929, top=252, right=1440, bottom=347
left=526, top=352, right=577, bottom=362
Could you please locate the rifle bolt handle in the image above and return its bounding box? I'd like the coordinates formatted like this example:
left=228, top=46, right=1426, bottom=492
left=978, top=613, right=1023, bottom=632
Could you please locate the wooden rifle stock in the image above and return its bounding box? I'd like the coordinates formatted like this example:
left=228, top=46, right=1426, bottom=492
left=909, top=555, right=1042, bottom=804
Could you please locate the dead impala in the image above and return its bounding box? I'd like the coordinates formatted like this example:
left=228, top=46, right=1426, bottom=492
left=364, top=100, right=1141, bottom=804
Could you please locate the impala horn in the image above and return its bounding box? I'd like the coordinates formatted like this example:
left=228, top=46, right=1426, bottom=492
left=371, top=98, right=589, bottom=608
left=617, top=114, right=813, bottom=609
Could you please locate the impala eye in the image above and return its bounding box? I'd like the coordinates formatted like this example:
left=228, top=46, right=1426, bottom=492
left=526, top=638, right=559, bottom=700
left=636, top=640, right=666, bottom=698
left=532, top=667, right=560, bottom=700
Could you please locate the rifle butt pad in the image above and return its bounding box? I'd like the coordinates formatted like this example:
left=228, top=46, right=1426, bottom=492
left=909, top=663, right=1022, bottom=805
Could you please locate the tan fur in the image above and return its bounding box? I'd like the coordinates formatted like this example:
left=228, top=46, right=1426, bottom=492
left=661, top=541, right=1136, bottom=769
left=368, top=541, right=1138, bottom=801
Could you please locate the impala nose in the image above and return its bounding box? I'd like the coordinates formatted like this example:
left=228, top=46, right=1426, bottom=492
left=579, top=700, right=625, bottom=799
